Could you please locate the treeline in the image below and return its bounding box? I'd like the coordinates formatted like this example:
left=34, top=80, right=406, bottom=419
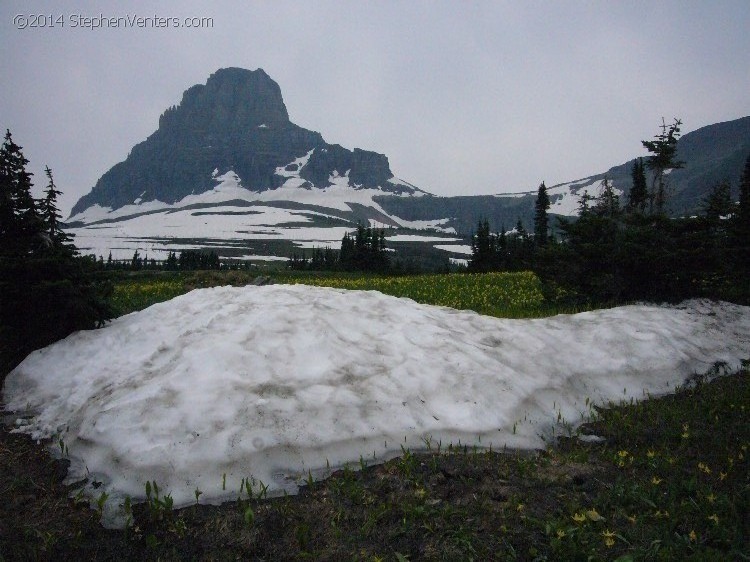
left=0, top=131, right=113, bottom=371
left=470, top=119, right=750, bottom=305
left=86, top=250, right=262, bottom=271
left=289, top=224, right=390, bottom=272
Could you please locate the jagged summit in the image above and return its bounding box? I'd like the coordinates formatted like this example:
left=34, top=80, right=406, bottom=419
left=70, top=68, right=421, bottom=217
left=163, top=68, right=291, bottom=131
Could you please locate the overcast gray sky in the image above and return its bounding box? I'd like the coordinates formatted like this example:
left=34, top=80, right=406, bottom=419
left=2, top=0, right=748, bottom=216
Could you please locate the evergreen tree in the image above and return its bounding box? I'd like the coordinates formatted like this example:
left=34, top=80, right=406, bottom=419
left=627, top=158, right=648, bottom=213
left=0, top=130, right=40, bottom=255
left=338, top=225, right=389, bottom=272
left=593, top=176, right=620, bottom=218
left=642, top=118, right=684, bottom=214
left=534, top=182, right=550, bottom=246
left=577, top=190, right=594, bottom=217
left=702, top=180, right=732, bottom=224
left=1, top=131, right=113, bottom=371
left=736, top=153, right=750, bottom=233
left=469, top=218, right=494, bottom=272
left=731, top=152, right=750, bottom=274
left=38, top=166, right=75, bottom=255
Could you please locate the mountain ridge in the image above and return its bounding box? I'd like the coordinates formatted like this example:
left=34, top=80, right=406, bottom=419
left=70, top=67, right=423, bottom=217
left=64, top=68, right=750, bottom=265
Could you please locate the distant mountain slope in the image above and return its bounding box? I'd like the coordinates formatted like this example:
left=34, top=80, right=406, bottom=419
left=379, top=116, right=750, bottom=235
left=65, top=67, right=749, bottom=264
left=70, top=68, right=424, bottom=218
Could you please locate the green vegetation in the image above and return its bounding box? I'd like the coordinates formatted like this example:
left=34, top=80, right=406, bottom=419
left=281, top=271, right=548, bottom=317
left=110, top=275, right=187, bottom=315
left=108, top=269, right=574, bottom=319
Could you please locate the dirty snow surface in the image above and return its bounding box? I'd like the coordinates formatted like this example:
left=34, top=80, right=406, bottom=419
left=4, top=286, right=749, bottom=526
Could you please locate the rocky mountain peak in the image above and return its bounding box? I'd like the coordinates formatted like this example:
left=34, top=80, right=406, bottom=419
left=159, top=68, right=290, bottom=133
left=69, top=68, right=419, bottom=217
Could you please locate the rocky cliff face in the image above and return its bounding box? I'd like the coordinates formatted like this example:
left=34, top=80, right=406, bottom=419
left=70, top=68, right=415, bottom=216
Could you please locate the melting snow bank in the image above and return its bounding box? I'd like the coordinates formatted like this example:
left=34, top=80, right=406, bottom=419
left=3, top=286, right=749, bottom=527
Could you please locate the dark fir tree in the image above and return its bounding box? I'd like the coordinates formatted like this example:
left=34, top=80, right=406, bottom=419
left=338, top=224, right=389, bottom=272
left=577, top=190, right=594, bottom=217
left=731, top=152, right=750, bottom=274
left=702, top=180, right=732, bottom=224
left=0, top=130, right=40, bottom=256
left=593, top=176, right=620, bottom=218
left=642, top=118, right=684, bottom=214
left=736, top=153, right=750, bottom=236
left=38, top=166, right=75, bottom=255
left=533, top=182, right=550, bottom=246
left=627, top=158, right=648, bottom=213
left=1, top=131, right=113, bottom=373
left=469, top=218, right=494, bottom=272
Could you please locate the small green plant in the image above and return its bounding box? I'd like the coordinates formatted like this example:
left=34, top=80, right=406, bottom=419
left=96, top=491, right=108, bottom=520
left=306, top=470, right=314, bottom=489
left=123, top=495, right=133, bottom=530
left=243, top=505, right=255, bottom=527
left=144, top=480, right=174, bottom=521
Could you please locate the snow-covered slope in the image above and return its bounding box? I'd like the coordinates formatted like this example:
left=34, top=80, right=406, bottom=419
left=492, top=175, right=621, bottom=217
left=65, top=162, right=456, bottom=261
left=4, top=286, right=749, bottom=527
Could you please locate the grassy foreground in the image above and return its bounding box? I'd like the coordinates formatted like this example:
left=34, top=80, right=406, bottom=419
left=1, top=361, right=747, bottom=560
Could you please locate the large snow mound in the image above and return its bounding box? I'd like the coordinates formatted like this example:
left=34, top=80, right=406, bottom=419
left=3, top=286, right=749, bottom=527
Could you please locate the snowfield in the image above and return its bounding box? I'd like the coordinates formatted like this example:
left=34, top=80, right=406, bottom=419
left=65, top=169, right=454, bottom=260
left=3, top=285, right=749, bottom=527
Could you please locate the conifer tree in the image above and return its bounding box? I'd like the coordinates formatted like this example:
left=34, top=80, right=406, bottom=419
left=577, top=190, right=593, bottom=217
left=642, top=118, right=684, bottom=214
left=627, top=158, right=648, bottom=213
left=0, top=130, right=40, bottom=255
left=1, top=131, right=113, bottom=371
left=732, top=152, right=750, bottom=272
left=702, top=180, right=732, bottom=224
left=737, top=153, right=750, bottom=234
left=469, top=218, right=494, bottom=271
left=594, top=176, right=620, bottom=218
left=534, top=181, right=550, bottom=246
left=38, top=166, right=74, bottom=255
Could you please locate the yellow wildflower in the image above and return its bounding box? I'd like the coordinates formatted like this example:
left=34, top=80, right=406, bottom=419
left=689, top=530, right=697, bottom=542
left=601, top=529, right=616, bottom=547
left=706, top=493, right=716, bottom=504
left=572, top=512, right=586, bottom=523
left=719, top=471, right=727, bottom=481
left=647, top=449, right=656, bottom=458
left=626, top=515, right=637, bottom=524
left=556, top=529, right=566, bottom=539
left=586, top=508, right=604, bottom=522
left=708, top=514, right=719, bottom=525
left=651, top=476, right=662, bottom=485
left=698, top=462, right=711, bottom=474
